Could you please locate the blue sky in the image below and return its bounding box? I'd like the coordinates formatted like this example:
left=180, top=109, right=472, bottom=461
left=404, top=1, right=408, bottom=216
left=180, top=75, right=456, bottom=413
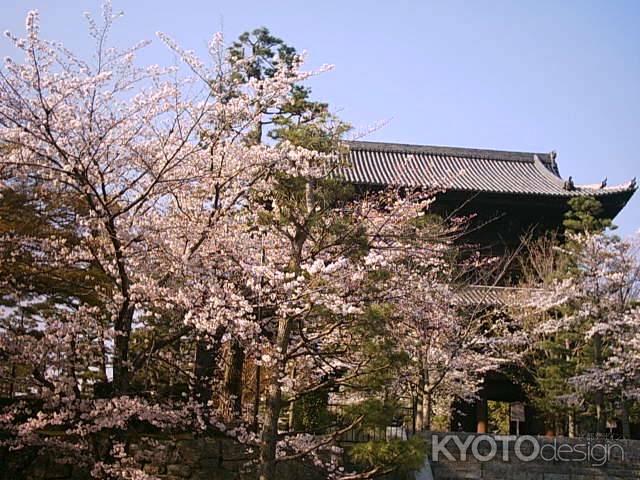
left=1, top=1, right=638, bottom=234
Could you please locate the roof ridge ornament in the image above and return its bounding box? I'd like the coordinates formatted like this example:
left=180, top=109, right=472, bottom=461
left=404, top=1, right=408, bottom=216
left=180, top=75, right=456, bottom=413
left=563, top=176, right=575, bottom=191
left=345, top=140, right=549, bottom=163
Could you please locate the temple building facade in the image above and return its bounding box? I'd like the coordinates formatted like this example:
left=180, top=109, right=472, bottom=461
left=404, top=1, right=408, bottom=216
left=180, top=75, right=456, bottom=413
left=342, top=140, right=635, bottom=248
left=341, top=140, right=637, bottom=435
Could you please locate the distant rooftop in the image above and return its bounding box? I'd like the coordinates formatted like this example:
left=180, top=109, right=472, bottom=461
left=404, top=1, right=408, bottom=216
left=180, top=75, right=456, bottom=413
left=340, top=140, right=636, bottom=198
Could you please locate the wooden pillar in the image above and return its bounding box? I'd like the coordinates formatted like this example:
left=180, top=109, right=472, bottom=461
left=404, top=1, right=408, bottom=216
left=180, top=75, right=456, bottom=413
left=476, top=390, right=488, bottom=434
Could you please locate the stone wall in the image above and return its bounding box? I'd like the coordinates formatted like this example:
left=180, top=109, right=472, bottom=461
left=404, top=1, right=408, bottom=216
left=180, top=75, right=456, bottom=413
left=0, top=435, right=325, bottom=480
left=5, top=432, right=640, bottom=479
left=419, top=432, right=640, bottom=480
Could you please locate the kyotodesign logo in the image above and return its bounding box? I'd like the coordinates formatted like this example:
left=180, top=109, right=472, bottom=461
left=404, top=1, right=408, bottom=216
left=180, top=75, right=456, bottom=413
left=431, top=434, right=624, bottom=467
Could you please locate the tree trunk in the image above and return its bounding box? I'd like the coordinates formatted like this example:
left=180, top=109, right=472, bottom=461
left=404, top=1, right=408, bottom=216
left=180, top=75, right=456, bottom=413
left=258, top=316, right=293, bottom=480
left=9, top=364, right=16, bottom=398
left=194, top=325, right=226, bottom=404
left=411, top=394, right=417, bottom=434
left=415, top=385, right=424, bottom=431
left=595, top=396, right=606, bottom=435
left=221, top=340, right=245, bottom=422
left=421, top=358, right=433, bottom=431
left=476, top=390, right=488, bottom=434
left=593, top=333, right=607, bottom=434
left=415, top=355, right=431, bottom=431
left=565, top=339, right=576, bottom=438
left=554, top=416, right=562, bottom=437
left=107, top=216, right=134, bottom=396
left=253, top=363, right=261, bottom=432
left=287, top=363, right=297, bottom=431
left=621, top=397, right=631, bottom=439
left=100, top=328, right=109, bottom=383
left=422, top=389, right=433, bottom=432
left=568, top=410, right=576, bottom=438
left=259, top=185, right=309, bottom=480
left=113, top=304, right=134, bottom=394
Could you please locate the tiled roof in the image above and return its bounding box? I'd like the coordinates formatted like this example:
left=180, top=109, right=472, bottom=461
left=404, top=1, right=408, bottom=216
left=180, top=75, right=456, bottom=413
left=453, top=285, right=543, bottom=307
left=339, top=141, right=636, bottom=197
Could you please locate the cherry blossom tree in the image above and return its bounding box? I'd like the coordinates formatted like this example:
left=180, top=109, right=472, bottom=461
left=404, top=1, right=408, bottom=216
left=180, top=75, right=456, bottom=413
left=0, top=2, right=333, bottom=476
left=564, top=233, right=640, bottom=437
left=348, top=208, right=524, bottom=433
left=243, top=181, right=440, bottom=479
left=0, top=2, right=524, bottom=478
left=521, top=232, right=640, bottom=437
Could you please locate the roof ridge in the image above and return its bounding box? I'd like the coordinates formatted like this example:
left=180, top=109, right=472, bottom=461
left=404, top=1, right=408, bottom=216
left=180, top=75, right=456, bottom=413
left=339, top=141, right=636, bottom=198
left=344, top=140, right=554, bottom=165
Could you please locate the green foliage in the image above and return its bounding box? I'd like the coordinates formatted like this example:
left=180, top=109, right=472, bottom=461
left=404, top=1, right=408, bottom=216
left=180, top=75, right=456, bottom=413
left=348, top=436, right=427, bottom=479
left=229, top=27, right=297, bottom=81
left=228, top=27, right=350, bottom=148
left=291, top=387, right=331, bottom=432
left=0, top=177, right=112, bottom=397
left=519, top=201, right=613, bottom=432
left=253, top=174, right=370, bottom=271
left=488, top=401, right=510, bottom=434
left=341, top=398, right=400, bottom=430
left=348, top=305, right=410, bottom=392
left=520, top=209, right=634, bottom=436
left=525, top=331, right=578, bottom=410
left=0, top=183, right=110, bottom=306
left=563, top=196, right=614, bottom=235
